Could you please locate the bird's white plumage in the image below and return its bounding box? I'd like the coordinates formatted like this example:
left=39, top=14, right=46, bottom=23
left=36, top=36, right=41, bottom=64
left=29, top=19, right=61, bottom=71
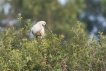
left=31, top=21, right=46, bottom=38
left=31, top=23, right=42, bottom=34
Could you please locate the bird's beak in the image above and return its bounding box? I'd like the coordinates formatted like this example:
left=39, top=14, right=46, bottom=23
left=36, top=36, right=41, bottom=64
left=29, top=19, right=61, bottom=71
left=45, top=25, right=52, bottom=34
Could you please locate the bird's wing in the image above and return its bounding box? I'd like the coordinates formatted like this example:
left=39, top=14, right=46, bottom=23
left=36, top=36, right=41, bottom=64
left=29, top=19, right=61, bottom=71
left=31, top=24, right=41, bottom=34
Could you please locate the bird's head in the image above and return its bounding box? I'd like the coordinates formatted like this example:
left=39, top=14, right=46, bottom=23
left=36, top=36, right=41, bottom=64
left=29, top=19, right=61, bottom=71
left=38, top=21, right=46, bottom=26
left=38, top=21, right=52, bottom=34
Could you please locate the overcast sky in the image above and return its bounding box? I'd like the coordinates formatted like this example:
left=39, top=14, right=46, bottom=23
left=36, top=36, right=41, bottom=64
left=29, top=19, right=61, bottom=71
left=58, top=0, right=66, bottom=5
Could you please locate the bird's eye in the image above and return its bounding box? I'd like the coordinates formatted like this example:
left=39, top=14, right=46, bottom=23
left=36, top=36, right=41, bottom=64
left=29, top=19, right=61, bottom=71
left=44, top=23, right=46, bottom=25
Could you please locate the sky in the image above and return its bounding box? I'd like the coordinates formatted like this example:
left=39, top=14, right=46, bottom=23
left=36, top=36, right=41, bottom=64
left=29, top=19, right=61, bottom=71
left=58, top=0, right=66, bottom=5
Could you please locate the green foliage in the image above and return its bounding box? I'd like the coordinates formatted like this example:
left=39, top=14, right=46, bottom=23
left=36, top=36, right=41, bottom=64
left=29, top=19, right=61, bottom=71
left=0, top=17, right=106, bottom=71
left=5, top=0, right=86, bottom=42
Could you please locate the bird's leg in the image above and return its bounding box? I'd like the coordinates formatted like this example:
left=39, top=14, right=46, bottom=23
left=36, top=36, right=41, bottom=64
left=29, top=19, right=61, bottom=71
left=36, top=35, right=38, bottom=38
left=40, top=36, right=44, bottom=39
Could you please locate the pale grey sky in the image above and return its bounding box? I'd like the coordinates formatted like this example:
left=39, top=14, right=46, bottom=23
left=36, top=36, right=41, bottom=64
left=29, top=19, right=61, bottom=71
left=58, top=0, right=66, bottom=5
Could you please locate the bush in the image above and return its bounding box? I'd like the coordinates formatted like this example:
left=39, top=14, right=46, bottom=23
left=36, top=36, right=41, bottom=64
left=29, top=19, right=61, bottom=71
left=0, top=16, right=106, bottom=71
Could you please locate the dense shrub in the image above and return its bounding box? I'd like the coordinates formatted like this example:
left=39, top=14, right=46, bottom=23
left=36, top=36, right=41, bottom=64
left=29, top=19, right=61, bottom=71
left=0, top=16, right=106, bottom=71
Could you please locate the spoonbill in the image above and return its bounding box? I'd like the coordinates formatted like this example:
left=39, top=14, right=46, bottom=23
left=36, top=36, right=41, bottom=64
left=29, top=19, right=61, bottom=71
left=31, top=21, right=51, bottom=38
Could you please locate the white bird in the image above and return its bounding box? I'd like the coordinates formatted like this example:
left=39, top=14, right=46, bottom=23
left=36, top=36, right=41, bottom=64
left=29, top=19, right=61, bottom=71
left=31, top=21, right=51, bottom=38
